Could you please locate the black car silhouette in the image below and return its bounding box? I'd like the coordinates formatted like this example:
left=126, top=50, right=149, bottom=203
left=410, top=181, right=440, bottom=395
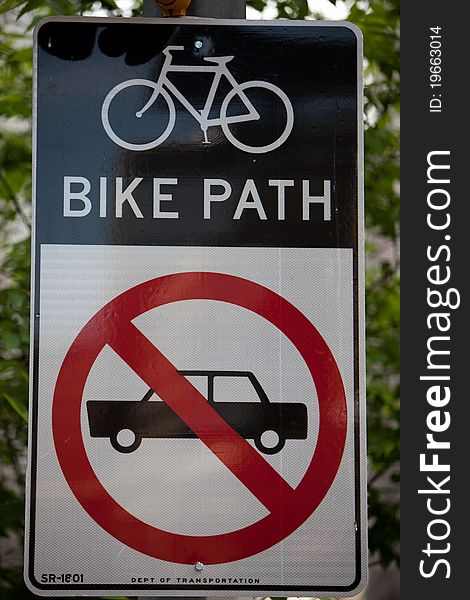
left=87, top=370, right=307, bottom=455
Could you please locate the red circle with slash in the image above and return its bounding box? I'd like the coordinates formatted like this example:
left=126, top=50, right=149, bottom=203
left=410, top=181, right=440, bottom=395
left=53, top=272, right=347, bottom=564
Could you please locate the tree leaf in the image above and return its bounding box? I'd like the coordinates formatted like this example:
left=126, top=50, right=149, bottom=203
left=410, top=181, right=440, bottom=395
left=4, top=392, right=28, bottom=422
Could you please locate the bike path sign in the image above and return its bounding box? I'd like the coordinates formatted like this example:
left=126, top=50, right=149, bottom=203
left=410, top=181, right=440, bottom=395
left=26, top=17, right=366, bottom=597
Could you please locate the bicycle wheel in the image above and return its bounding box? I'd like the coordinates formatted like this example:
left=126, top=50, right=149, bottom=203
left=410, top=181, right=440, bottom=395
left=220, top=81, right=294, bottom=154
left=101, top=79, right=176, bottom=151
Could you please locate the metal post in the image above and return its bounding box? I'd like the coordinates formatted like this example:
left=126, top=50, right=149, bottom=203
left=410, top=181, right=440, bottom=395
left=139, top=3, right=245, bottom=599
left=143, top=0, right=245, bottom=18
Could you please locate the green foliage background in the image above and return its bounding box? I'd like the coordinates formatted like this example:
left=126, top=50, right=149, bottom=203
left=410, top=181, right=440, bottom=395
left=0, top=0, right=399, bottom=597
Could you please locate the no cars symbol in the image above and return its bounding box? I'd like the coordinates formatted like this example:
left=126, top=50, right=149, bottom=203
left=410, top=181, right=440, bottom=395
left=53, top=272, right=347, bottom=564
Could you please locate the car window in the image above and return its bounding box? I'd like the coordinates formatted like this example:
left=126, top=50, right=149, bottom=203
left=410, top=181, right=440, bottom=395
left=213, top=375, right=262, bottom=404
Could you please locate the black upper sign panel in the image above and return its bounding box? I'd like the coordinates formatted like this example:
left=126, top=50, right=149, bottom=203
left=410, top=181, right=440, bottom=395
left=35, top=20, right=358, bottom=248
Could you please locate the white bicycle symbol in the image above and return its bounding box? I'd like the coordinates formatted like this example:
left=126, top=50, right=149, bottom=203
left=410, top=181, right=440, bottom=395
left=101, top=45, right=294, bottom=154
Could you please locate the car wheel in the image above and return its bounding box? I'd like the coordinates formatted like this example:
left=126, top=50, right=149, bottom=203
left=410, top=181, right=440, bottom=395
left=110, top=428, right=142, bottom=453
left=254, top=429, right=286, bottom=455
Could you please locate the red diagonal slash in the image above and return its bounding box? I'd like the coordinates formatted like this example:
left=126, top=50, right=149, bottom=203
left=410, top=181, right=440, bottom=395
left=108, top=319, right=295, bottom=514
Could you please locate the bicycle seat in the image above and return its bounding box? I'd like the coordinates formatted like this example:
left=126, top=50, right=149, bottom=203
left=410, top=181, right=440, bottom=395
left=203, top=56, right=234, bottom=65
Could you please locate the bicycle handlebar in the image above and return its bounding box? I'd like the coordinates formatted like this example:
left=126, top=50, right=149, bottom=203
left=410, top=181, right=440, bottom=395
left=162, top=46, right=185, bottom=56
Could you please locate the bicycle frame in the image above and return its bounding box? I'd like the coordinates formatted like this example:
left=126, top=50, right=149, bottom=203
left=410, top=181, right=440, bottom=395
left=102, top=45, right=294, bottom=153
left=138, top=46, right=260, bottom=137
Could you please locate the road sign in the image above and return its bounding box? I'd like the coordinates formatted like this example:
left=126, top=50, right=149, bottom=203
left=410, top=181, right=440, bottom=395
left=26, top=17, right=366, bottom=597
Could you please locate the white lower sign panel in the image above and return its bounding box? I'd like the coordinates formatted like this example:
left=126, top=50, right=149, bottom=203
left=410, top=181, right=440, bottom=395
left=27, top=245, right=365, bottom=595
